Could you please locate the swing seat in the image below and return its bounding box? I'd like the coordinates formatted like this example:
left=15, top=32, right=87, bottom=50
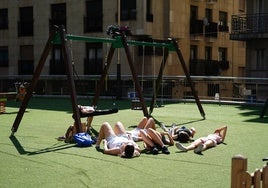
left=74, top=105, right=118, bottom=118
left=79, top=108, right=118, bottom=117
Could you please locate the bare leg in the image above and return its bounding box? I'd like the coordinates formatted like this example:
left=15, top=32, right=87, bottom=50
left=136, top=117, right=148, bottom=129
left=140, top=129, right=154, bottom=148
left=176, top=139, right=203, bottom=152
left=144, top=118, right=156, bottom=130
left=96, top=122, right=115, bottom=146
left=146, top=128, right=164, bottom=148
left=113, top=121, right=127, bottom=135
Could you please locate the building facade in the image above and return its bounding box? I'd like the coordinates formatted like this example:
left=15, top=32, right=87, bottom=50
left=230, top=0, right=268, bottom=100
left=0, top=0, right=246, bottom=98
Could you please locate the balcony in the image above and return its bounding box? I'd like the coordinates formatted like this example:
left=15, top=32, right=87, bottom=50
left=190, top=59, right=229, bottom=76
left=230, top=13, right=268, bottom=40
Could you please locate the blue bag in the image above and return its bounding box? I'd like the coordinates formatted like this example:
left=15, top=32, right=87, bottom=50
left=73, top=132, right=95, bottom=147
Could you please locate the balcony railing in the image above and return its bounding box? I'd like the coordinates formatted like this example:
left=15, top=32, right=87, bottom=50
left=190, top=59, right=229, bottom=76
left=230, top=13, right=268, bottom=40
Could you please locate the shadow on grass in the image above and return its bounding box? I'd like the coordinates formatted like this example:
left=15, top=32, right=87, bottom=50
left=9, top=135, right=75, bottom=156
left=236, top=105, right=268, bottom=123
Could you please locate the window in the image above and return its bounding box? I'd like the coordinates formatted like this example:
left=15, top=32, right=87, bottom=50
left=219, top=11, right=229, bottom=32
left=205, top=8, right=212, bottom=23
left=50, top=3, right=66, bottom=31
left=218, top=48, right=229, bottom=70
left=84, top=0, right=103, bottom=32
left=84, top=43, right=103, bottom=75
left=255, top=48, right=265, bottom=70
left=190, top=45, right=198, bottom=60
left=190, top=6, right=198, bottom=21
left=205, top=46, right=212, bottom=60
left=0, top=46, right=8, bottom=67
left=18, top=45, right=34, bottom=75
left=190, top=6, right=203, bottom=35
left=120, top=0, right=136, bottom=21
left=18, top=7, right=33, bottom=36
left=218, top=47, right=227, bottom=61
left=146, top=0, right=153, bottom=22
left=219, top=11, right=227, bottom=26
left=50, top=45, right=66, bottom=75
left=0, top=9, right=8, bottom=29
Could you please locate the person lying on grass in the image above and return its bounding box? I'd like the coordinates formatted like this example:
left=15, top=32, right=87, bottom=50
left=161, top=123, right=196, bottom=143
left=175, top=126, right=227, bottom=154
left=126, top=117, right=156, bottom=142
left=140, top=127, right=174, bottom=155
left=95, top=121, right=141, bottom=158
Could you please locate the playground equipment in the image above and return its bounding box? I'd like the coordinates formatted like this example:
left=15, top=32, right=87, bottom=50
left=11, top=25, right=205, bottom=135
left=0, top=82, right=28, bottom=114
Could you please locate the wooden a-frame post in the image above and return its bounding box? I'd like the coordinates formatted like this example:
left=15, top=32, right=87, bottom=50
left=11, top=26, right=83, bottom=135
left=148, top=38, right=205, bottom=119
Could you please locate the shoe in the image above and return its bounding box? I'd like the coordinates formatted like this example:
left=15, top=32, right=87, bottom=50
left=162, top=146, right=170, bottom=154
left=175, top=142, right=188, bottom=152
left=194, top=144, right=204, bottom=154
left=152, top=146, right=159, bottom=155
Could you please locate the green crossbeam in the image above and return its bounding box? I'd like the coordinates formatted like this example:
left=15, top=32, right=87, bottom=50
left=53, top=33, right=176, bottom=51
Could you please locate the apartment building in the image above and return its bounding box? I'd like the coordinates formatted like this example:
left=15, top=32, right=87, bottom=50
left=0, top=0, right=245, bottom=98
left=230, top=0, right=268, bottom=100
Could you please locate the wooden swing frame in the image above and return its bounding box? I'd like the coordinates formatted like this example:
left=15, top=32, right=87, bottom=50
left=11, top=25, right=205, bottom=135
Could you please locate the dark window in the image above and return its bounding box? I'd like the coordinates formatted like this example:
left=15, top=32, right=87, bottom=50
left=0, top=9, right=8, bottom=29
left=146, top=0, right=153, bottom=22
left=18, top=7, right=33, bottom=36
left=205, top=8, right=212, bottom=23
left=219, top=11, right=229, bottom=32
left=18, top=45, right=34, bottom=75
left=255, top=48, right=265, bottom=70
left=84, top=43, right=103, bottom=75
left=50, top=3, right=66, bottom=31
left=190, top=6, right=203, bottom=35
left=218, top=47, right=227, bottom=61
left=120, top=0, right=136, bottom=21
left=50, top=45, right=66, bottom=75
left=190, top=45, right=198, bottom=60
left=205, top=46, right=212, bottom=60
left=190, top=6, right=198, bottom=21
left=84, top=0, right=103, bottom=32
left=0, top=46, right=8, bottom=67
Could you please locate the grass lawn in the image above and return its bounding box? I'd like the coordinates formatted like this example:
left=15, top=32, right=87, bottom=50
left=0, top=97, right=267, bottom=188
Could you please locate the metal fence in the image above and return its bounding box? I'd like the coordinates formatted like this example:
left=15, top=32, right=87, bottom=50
left=0, top=75, right=267, bottom=103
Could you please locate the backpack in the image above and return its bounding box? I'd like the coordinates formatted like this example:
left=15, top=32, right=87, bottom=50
left=73, top=132, right=95, bottom=147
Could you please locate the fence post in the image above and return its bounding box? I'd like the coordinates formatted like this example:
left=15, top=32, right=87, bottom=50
left=231, top=155, right=248, bottom=188
left=263, top=165, right=268, bottom=188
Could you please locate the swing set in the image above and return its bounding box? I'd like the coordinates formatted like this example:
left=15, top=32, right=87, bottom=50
left=11, top=25, right=205, bottom=135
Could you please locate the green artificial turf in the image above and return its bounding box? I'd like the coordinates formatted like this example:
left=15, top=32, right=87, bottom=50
left=0, top=97, right=267, bottom=188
